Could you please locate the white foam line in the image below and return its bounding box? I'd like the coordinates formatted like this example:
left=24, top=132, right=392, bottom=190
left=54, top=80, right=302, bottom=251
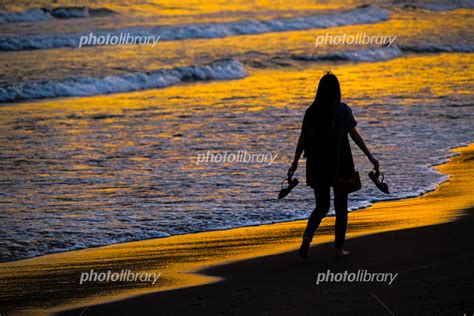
left=0, top=7, right=389, bottom=51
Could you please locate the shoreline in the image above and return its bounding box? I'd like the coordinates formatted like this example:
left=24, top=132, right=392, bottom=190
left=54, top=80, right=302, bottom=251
left=66, top=207, right=474, bottom=314
left=0, top=143, right=473, bottom=315
left=0, top=142, right=463, bottom=266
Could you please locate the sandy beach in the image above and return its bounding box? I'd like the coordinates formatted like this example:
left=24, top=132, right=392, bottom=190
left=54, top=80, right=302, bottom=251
left=0, top=142, right=471, bottom=315
left=62, top=209, right=474, bottom=315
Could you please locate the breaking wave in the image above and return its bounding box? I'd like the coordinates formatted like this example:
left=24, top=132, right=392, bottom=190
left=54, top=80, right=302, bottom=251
left=399, top=43, right=474, bottom=53
left=293, top=46, right=403, bottom=62
left=292, top=44, right=473, bottom=63
left=0, top=6, right=389, bottom=51
left=0, top=59, right=246, bottom=103
left=399, top=0, right=474, bottom=11
left=0, top=6, right=115, bottom=25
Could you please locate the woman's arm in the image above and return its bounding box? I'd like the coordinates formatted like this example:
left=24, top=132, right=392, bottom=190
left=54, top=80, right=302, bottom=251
left=349, top=127, right=379, bottom=169
left=288, top=115, right=306, bottom=177
left=288, top=135, right=304, bottom=175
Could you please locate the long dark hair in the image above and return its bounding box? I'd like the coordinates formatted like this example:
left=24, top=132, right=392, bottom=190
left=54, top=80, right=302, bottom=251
left=311, top=72, right=341, bottom=107
left=307, top=72, right=341, bottom=129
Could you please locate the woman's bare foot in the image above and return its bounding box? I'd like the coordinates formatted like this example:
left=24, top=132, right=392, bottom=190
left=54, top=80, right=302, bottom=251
left=298, top=238, right=310, bottom=259
left=336, top=248, right=351, bottom=257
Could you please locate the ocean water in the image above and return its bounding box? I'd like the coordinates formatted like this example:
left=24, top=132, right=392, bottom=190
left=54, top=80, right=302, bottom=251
left=0, top=0, right=472, bottom=262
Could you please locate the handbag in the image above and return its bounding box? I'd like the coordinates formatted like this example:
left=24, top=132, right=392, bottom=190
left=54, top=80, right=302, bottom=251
left=333, top=170, right=361, bottom=194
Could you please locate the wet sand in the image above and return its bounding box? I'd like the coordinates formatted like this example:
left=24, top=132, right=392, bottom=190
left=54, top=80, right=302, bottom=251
left=1, top=143, right=473, bottom=315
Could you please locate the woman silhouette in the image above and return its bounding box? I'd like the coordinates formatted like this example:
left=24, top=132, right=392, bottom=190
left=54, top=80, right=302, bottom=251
left=288, top=72, right=379, bottom=259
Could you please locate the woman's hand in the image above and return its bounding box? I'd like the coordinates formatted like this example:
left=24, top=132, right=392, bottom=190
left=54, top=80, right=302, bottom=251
left=288, top=162, right=298, bottom=178
left=368, top=155, right=379, bottom=170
